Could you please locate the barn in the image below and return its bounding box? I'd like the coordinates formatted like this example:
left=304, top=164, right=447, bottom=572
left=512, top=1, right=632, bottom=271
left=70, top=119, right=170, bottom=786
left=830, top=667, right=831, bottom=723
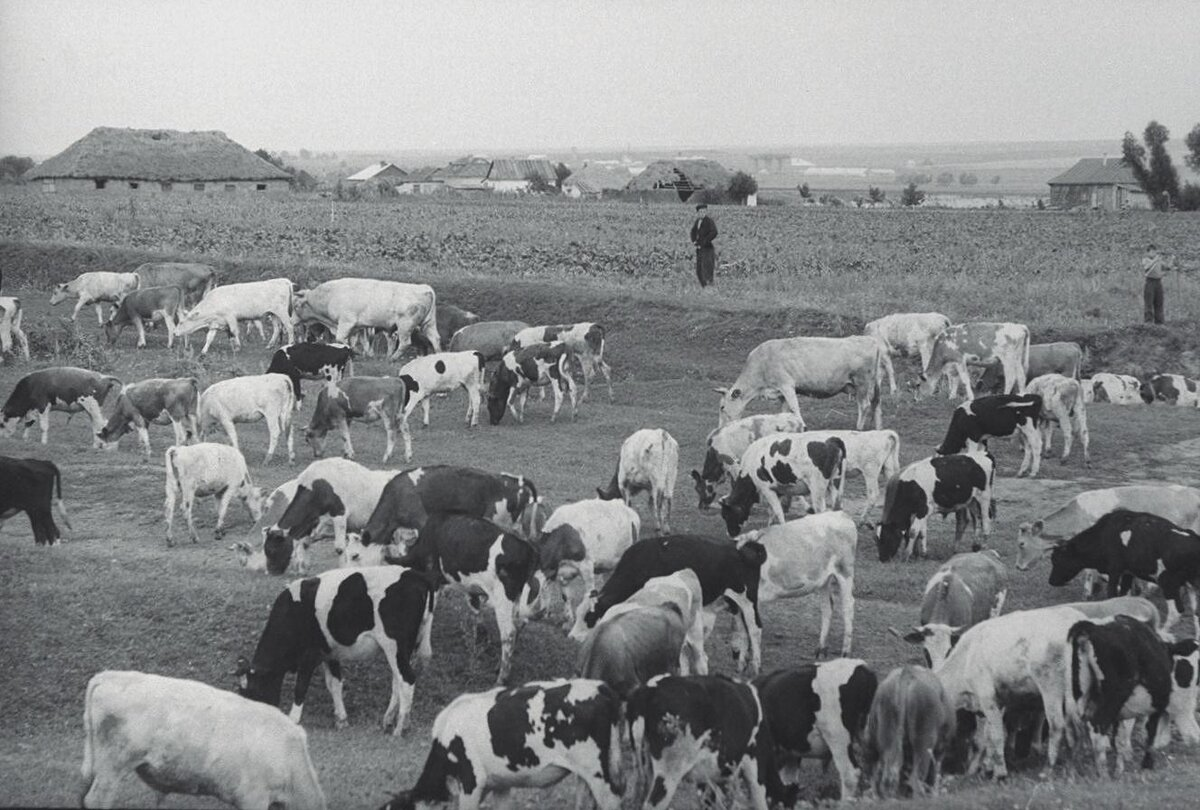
left=562, top=164, right=633, bottom=199
left=485, top=159, right=558, bottom=194
left=26, top=127, right=292, bottom=194
left=623, top=158, right=732, bottom=202
left=345, top=161, right=408, bottom=185
left=1047, top=157, right=1150, bottom=211
left=439, top=156, right=493, bottom=191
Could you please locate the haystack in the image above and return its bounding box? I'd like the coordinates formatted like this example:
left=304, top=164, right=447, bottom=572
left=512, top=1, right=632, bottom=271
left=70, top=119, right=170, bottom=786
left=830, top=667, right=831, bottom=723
left=624, top=159, right=732, bottom=201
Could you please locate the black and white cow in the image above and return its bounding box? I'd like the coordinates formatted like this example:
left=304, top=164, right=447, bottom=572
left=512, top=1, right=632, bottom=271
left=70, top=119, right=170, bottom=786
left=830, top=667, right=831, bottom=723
left=691, top=413, right=808, bottom=510
left=875, top=452, right=995, bottom=561
left=102, top=286, right=186, bottom=348
left=266, top=342, right=355, bottom=405
left=0, top=455, right=71, bottom=546
left=719, top=434, right=846, bottom=536
left=487, top=342, right=578, bottom=424
left=596, top=428, right=679, bottom=534
left=398, top=351, right=485, bottom=428
left=754, top=659, right=878, bottom=799
left=378, top=679, right=624, bottom=810
left=936, top=393, right=1043, bottom=477
left=511, top=322, right=613, bottom=403
left=1087, top=373, right=1143, bottom=405
left=1, top=366, right=121, bottom=446
left=864, top=665, right=956, bottom=798
left=1140, top=373, right=1200, bottom=407
left=304, top=376, right=412, bottom=463
left=236, top=565, right=437, bottom=737
left=96, top=377, right=199, bottom=457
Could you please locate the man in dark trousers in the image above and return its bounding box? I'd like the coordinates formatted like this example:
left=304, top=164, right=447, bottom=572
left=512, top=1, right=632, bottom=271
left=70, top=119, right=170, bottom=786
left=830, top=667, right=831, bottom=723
left=1141, top=242, right=1177, bottom=324
left=690, top=203, right=718, bottom=287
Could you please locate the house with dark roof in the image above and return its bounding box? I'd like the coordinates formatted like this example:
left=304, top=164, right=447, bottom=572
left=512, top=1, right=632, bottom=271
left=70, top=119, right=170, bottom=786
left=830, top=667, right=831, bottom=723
left=26, top=127, right=292, bottom=193
left=484, top=159, right=557, bottom=193
left=345, top=161, right=407, bottom=184
left=395, top=166, right=446, bottom=195
left=1047, top=157, right=1150, bottom=210
left=439, top=156, right=493, bottom=191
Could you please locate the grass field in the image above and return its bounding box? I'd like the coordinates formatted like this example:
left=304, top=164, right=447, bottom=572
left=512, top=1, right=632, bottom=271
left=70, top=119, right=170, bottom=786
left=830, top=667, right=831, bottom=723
left=1, top=201, right=1200, bottom=809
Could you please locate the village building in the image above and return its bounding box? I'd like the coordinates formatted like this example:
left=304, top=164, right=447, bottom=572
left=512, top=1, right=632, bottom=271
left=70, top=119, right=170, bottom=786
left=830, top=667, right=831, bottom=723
left=562, top=164, right=634, bottom=199
left=395, top=166, right=446, bottom=195
left=1047, top=157, right=1150, bottom=210
left=623, top=158, right=732, bottom=202
left=345, top=161, right=407, bottom=184
left=485, top=158, right=557, bottom=193
left=439, top=156, right=493, bottom=191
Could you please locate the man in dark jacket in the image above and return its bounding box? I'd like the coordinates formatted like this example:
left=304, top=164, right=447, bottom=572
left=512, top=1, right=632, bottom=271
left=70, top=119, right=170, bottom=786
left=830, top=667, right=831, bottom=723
left=690, top=203, right=718, bottom=287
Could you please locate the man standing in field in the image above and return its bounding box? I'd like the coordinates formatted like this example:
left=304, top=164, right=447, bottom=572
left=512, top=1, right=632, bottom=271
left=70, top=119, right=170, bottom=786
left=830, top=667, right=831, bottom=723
left=1141, top=242, right=1176, bottom=324
left=690, top=203, right=718, bottom=288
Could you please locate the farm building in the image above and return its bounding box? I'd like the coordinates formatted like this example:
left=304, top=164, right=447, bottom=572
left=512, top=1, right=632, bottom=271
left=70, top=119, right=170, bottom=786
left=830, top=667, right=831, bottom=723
left=485, top=159, right=558, bottom=193
left=26, top=127, right=292, bottom=193
left=395, top=166, right=446, bottom=195
left=1047, top=157, right=1150, bottom=210
left=624, top=158, right=732, bottom=202
left=562, top=164, right=634, bottom=199
left=440, top=156, right=493, bottom=191
left=345, top=161, right=407, bottom=184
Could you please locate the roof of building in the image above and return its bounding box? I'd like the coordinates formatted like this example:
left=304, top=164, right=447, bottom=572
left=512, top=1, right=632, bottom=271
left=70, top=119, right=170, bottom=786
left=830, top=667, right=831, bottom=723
left=440, top=156, right=493, bottom=180
left=346, top=161, right=407, bottom=182
left=27, top=127, right=292, bottom=182
left=397, top=166, right=445, bottom=183
left=563, top=164, right=633, bottom=194
left=624, top=158, right=732, bottom=193
left=1047, top=157, right=1141, bottom=187
left=488, top=158, right=557, bottom=182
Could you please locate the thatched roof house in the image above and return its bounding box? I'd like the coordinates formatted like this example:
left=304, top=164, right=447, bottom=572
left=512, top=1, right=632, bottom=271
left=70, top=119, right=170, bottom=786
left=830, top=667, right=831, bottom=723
left=1046, top=157, right=1150, bottom=210
left=27, top=127, right=292, bottom=193
left=439, top=156, right=493, bottom=191
left=563, top=164, right=634, bottom=198
left=624, top=159, right=732, bottom=201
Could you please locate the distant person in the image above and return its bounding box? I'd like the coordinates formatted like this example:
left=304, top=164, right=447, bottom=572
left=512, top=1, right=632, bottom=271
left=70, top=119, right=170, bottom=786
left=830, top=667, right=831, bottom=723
left=1141, top=243, right=1176, bottom=324
left=690, top=203, right=718, bottom=288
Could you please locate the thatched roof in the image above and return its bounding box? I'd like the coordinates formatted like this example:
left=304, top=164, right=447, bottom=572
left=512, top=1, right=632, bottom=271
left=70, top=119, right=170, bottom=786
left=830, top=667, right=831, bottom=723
left=624, top=159, right=732, bottom=195
left=564, top=164, right=633, bottom=194
left=27, top=127, right=292, bottom=182
left=488, top=159, right=557, bottom=182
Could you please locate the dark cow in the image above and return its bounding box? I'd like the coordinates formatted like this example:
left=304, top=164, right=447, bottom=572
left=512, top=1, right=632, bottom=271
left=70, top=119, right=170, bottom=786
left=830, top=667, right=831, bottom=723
left=133, top=261, right=217, bottom=304
left=1048, top=509, right=1200, bottom=636
left=0, top=456, right=71, bottom=545
left=874, top=452, right=995, bottom=561
left=102, top=286, right=186, bottom=348
left=936, top=393, right=1043, bottom=477
left=754, top=660, right=878, bottom=799
left=977, top=341, right=1084, bottom=394
left=1, top=366, right=122, bottom=446
left=434, top=303, right=481, bottom=347
left=235, top=566, right=437, bottom=737
left=863, top=665, right=956, bottom=798
left=96, top=377, right=199, bottom=457
left=487, top=342, right=577, bottom=424
left=266, top=342, right=355, bottom=404
left=378, top=679, right=624, bottom=810
left=447, top=320, right=529, bottom=363
left=305, top=376, right=412, bottom=463
left=719, top=434, right=846, bottom=536
left=1140, top=373, right=1200, bottom=407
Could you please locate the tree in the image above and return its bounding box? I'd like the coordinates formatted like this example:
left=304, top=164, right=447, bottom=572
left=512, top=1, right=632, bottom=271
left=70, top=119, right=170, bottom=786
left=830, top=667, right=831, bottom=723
left=554, top=162, right=571, bottom=191
left=959, top=172, right=978, bottom=186
left=797, top=182, right=811, bottom=199
left=990, top=175, right=1001, bottom=185
left=868, top=186, right=886, bottom=204
left=0, top=155, right=34, bottom=183
left=727, top=171, right=758, bottom=203
left=900, top=182, right=925, bottom=207
left=936, top=171, right=954, bottom=186
left=1186, top=123, right=1200, bottom=173
left=525, top=171, right=554, bottom=193
left=1122, top=121, right=1180, bottom=211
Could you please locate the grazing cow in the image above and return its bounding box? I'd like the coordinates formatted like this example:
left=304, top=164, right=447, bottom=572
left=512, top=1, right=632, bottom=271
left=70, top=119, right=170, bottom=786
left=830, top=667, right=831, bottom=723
left=1, top=366, right=121, bottom=446
left=717, top=335, right=885, bottom=430
left=102, top=286, right=185, bottom=348
left=378, top=680, right=624, bottom=810
left=96, top=377, right=199, bottom=457
left=1026, top=374, right=1090, bottom=467
left=0, top=456, right=71, bottom=546
left=1167, top=638, right=1200, bottom=745
left=266, top=342, right=355, bottom=404
left=133, top=261, right=217, bottom=304
left=755, top=659, right=877, bottom=800
left=596, top=428, right=678, bottom=534
left=875, top=452, right=995, bottom=561
left=691, top=413, right=808, bottom=509
left=164, top=442, right=264, bottom=545
left=977, top=341, right=1084, bottom=394
left=719, top=434, right=846, bottom=536
left=305, top=376, right=412, bottom=463
left=236, top=565, right=437, bottom=737
left=80, top=670, right=326, bottom=810
left=898, top=550, right=1008, bottom=668
left=785, top=429, right=900, bottom=521
left=864, top=666, right=956, bottom=798
left=435, top=303, right=480, bottom=347
left=398, top=351, right=485, bottom=427
left=626, top=674, right=792, bottom=810
left=936, top=393, right=1043, bottom=477
left=1048, top=510, right=1200, bottom=636
left=0, top=296, right=31, bottom=362
left=1089, top=372, right=1143, bottom=404
left=487, top=342, right=577, bottom=424
left=448, top=320, right=530, bottom=362
left=293, top=278, right=439, bottom=360
left=511, top=322, right=613, bottom=402
left=737, top=511, right=857, bottom=658
left=49, top=271, right=140, bottom=323
left=1141, top=373, right=1200, bottom=406
left=174, top=278, right=295, bottom=354
left=918, top=321, right=1031, bottom=400
left=198, top=373, right=295, bottom=464
left=864, top=311, right=951, bottom=393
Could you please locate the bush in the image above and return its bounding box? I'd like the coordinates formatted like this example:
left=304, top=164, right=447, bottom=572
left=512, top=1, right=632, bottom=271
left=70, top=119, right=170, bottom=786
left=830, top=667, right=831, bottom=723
left=936, top=172, right=955, bottom=186
left=959, top=173, right=979, bottom=186
left=901, top=182, right=925, bottom=207
left=0, top=155, right=34, bottom=184
left=728, top=171, right=759, bottom=203
left=525, top=172, right=554, bottom=194
left=1179, top=183, right=1200, bottom=212
left=797, top=182, right=811, bottom=199
left=868, top=186, right=886, bottom=204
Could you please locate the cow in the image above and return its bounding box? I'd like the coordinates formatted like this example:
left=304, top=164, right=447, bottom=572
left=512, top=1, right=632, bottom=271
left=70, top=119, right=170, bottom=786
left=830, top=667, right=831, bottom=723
left=596, top=428, right=678, bottom=534
left=305, top=376, right=412, bottom=463
left=1026, top=374, right=1090, bottom=467
left=49, top=271, right=140, bottom=324
left=511, top=322, right=614, bottom=402
left=448, top=320, right=530, bottom=363
left=718, top=434, right=846, bottom=536
left=101, top=286, right=186, bottom=348
left=266, top=342, right=355, bottom=405
left=133, top=261, right=217, bottom=305
left=435, top=303, right=480, bottom=347
left=1, top=366, right=121, bottom=446
left=197, top=373, right=295, bottom=464
left=779, top=429, right=900, bottom=522
left=236, top=565, right=437, bottom=737
left=377, top=680, right=624, bottom=810
left=174, top=278, right=295, bottom=354
left=1141, top=373, right=1200, bottom=407
left=398, top=351, right=485, bottom=428
left=716, top=335, right=885, bottom=430
left=0, top=296, right=31, bottom=362
left=691, top=413, right=808, bottom=510
left=487, top=342, right=577, bottom=424
left=935, top=393, right=1043, bottom=478
left=164, top=442, right=265, bottom=545
left=896, top=550, right=1008, bottom=668
left=864, top=666, right=956, bottom=798
left=0, top=455, right=71, bottom=546
left=1088, top=373, right=1143, bottom=404
left=754, top=659, right=877, bottom=800
left=1166, top=638, right=1200, bottom=745
left=293, top=278, right=439, bottom=360
left=977, top=341, right=1084, bottom=394
left=80, top=670, right=326, bottom=810
left=95, top=377, right=199, bottom=457
left=917, top=321, right=1031, bottom=400
left=874, top=452, right=995, bottom=561
left=864, top=311, right=951, bottom=393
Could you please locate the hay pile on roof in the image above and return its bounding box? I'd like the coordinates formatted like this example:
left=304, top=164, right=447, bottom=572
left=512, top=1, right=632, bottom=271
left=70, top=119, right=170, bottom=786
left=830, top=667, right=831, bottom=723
left=624, top=159, right=732, bottom=198
left=27, top=127, right=292, bottom=182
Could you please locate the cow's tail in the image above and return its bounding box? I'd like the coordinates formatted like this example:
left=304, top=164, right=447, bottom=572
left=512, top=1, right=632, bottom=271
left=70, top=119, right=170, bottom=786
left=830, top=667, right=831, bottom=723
left=52, top=463, right=73, bottom=532
left=422, top=287, right=440, bottom=352
left=1020, top=328, right=1031, bottom=392
left=165, top=446, right=181, bottom=502
left=884, top=430, right=901, bottom=479
left=831, top=437, right=848, bottom=511
left=606, top=707, right=627, bottom=798
left=876, top=339, right=897, bottom=395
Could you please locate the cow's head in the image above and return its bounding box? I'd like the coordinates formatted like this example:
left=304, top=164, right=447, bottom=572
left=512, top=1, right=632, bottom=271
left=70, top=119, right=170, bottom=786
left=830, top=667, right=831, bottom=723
left=691, top=470, right=719, bottom=510
left=1047, top=543, right=1085, bottom=587
left=1014, top=520, right=1050, bottom=570
left=486, top=370, right=514, bottom=425
left=0, top=412, right=23, bottom=438
left=229, top=540, right=268, bottom=573
left=874, top=522, right=906, bottom=562
left=714, top=386, right=746, bottom=426
left=240, top=485, right=266, bottom=524
left=233, top=655, right=284, bottom=708
left=1140, top=378, right=1158, bottom=404
left=261, top=530, right=296, bottom=576
left=568, top=588, right=601, bottom=642
left=718, top=475, right=758, bottom=537
left=894, top=623, right=965, bottom=669
left=48, top=284, right=71, bottom=306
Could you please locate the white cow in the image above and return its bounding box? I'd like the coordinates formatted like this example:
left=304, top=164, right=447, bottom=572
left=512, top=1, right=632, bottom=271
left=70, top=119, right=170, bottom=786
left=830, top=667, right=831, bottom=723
left=791, top=429, right=901, bottom=521
left=511, top=322, right=614, bottom=402
left=398, top=350, right=485, bottom=427
left=49, top=271, right=140, bottom=324
left=173, top=278, right=295, bottom=354
left=1086, top=373, right=1143, bottom=405
left=0, top=296, right=30, bottom=362
left=164, top=442, right=265, bottom=546
left=690, top=412, right=808, bottom=510
left=293, top=278, right=439, bottom=360
left=864, top=312, right=951, bottom=393
left=198, top=373, right=295, bottom=464
left=1026, top=374, right=1090, bottom=467
left=918, top=322, right=1031, bottom=400
left=596, top=428, right=678, bottom=534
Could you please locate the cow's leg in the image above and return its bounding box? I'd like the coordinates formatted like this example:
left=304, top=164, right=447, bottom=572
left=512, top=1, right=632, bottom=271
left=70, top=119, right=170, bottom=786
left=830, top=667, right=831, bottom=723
left=399, top=412, right=413, bottom=463
left=660, top=487, right=672, bottom=534
left=759, top=487, right=788, bottom=525
left=80, top=746, right=132, bottom=809
left=739, top=755, right=770, bottom=810
left=137, top=424, right=152, bottom=458
left=815, top=581, right=834, bottom=659
left=282, top=406, right=295, bottom=465
left=980, top=700, right=1008, bottom=779
left=955, top=363, right=974, bottom=401
left=168, top=416, right=186, bottom=448
left=818, top=704, right=859, bottom=798
left=492, top=593, right=519, bottom=685
left=1041, top=689, right=1067, bottom=772
left=990, top=588, right=1007, bottom=618
left=288, top=652, right=322, bottom=726
left=598, top=358, right=614, bottom=402
left=213, top=488, right=236, bottom=539
left=1076, top=405, right=1091, bottom=467
left=200, top=327, right=220, bottom=355
left=838, top=574, right=855, bottom=656
left=338, top=415, right=354, bottom=460
left=565, top=375, right=578, bottom=421
left=729, top=591, right=761, bottom=676
left=419, top=396, right=431, bottom=428
left=859, top=463, right=882, bottom=521
left=133, top=315, right=147, bottom=348
left=181, top=488, right=200, bottom=545
left=379, top=411, right=396, bottom=463
left=38, top=404, right=51, bottom=444
left=549, top=381, right=564, bottom=422
left=161, top=310, right=176, bottom=348
left=778, top=385, right=803, bottom=421
left=94, top=303, right=108, bottom=323
left=260, top=412, right=280, bottom=465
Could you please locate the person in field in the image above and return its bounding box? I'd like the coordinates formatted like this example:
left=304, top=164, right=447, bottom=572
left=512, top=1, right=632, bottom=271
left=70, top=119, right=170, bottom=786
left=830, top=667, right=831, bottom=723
left=690, top=203, right=718, bottom=288
left=1142, top=243, right=1176, bottom=324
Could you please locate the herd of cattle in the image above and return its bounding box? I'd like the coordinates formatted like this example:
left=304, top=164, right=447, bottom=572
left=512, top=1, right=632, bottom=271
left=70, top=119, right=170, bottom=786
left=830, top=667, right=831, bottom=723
left=3, top=267, right=1200, bottom=808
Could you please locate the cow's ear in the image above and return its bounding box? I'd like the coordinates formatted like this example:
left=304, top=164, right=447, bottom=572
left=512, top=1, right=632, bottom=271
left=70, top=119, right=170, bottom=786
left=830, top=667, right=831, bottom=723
left=712, top=386, right=728, bottom=395
left=730, top=388, right=742, bottom=399
left=689, top=470, right=703, bottom=482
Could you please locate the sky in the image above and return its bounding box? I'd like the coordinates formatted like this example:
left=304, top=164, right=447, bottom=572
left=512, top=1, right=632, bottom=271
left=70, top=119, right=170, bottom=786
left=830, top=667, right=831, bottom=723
left=1, top=0, right=1197, bottom=156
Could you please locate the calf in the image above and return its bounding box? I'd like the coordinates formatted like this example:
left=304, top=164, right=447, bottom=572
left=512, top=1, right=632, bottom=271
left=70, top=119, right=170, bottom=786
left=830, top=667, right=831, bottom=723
left=719, top=434, right=846, bottom=536
left=1089, top=372, right=1143, bottom=404
left=864, top=666, right=956, bottom=798
left=1026, top=374, right=1090, bottom=467
left=596, top=428, right=679, bottom=534
left=487, top=342, right=577, bottom=424
left=434, top=302, right=480, bottom=347
left=164, top=442, right=264, bottom=545
left=875, top=452, right=995, bottom=561
left=0, top=456, right=71, bottom=546
left=864, top=311, right=951, bottom=393
left=236, top=565, right=437, bottom=737
left=936, top=393, right=1043, bottom=477
left=898, top=550, right=1008, bottom=668
left=134, top=261, right=217, bottom=305
left=379, top=680, right=624, bottom=810
left=197, top=373, right=295, bottom=464
left=95, top=377, right=199, bottom=457
left=174, top=278, right=294, bottom=354
left=511, top=322, right=613, bottom=402
left=305, top=376, right=412, bottom=463
left=102, top=286, right=185, bottom=348
left=1, top=366, right=121, bottom=446
left=266, top=342, right=355, bottom=405
left=0, top=295, right=30, bottom=362
left=447, top=319, right=530, bottom=362
left=49, top=271, right=140, bottom=324
left=918, top=321, right=1031, bottom=400
left=978, top=341, right=1084, bottom=394
left=1141, top=373, right=1200, bottom=407
left=81, top=670, right=326, bottom=810
left=691, top=413, right=807, bottom=509
left=398, top=350, right=485, bottom=427
left=755, top=659, right=877, bottom=800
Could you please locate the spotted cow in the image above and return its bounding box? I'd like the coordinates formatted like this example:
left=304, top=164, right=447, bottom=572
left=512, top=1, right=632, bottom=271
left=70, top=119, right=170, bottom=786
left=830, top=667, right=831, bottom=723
left=918, top=322, right=1031, bottom=400
left=487, top=342, right=577, bottom=424
left=718, top=433, right=846, bottom=536
left=691, top=413, right=808, bottom=510
left=936, top=393, right=1043, bottom=478
left=1141, top=374, right=1200, bottom=407
left=875, top=452, right=995, bottom=561
left=266, top=342, right=355, bottom=405
left=511, top=322, right=613, bottom=402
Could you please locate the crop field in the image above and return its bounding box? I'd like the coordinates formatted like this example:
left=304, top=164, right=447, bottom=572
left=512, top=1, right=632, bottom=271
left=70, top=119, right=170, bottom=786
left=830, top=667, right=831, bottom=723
left=1, top=195, right=1200, bottom=809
